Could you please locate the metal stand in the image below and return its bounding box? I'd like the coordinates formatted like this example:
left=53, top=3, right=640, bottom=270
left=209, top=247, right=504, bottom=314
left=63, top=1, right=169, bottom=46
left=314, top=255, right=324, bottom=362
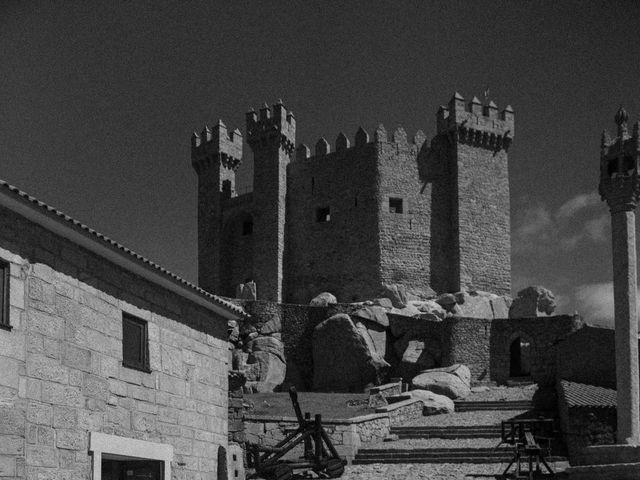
left=500, top=419, right=556, bottom=479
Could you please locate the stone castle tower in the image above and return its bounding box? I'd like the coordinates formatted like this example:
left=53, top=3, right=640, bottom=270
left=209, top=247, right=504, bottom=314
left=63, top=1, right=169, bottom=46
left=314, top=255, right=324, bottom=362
left=191, top=93, right=514, bottom=303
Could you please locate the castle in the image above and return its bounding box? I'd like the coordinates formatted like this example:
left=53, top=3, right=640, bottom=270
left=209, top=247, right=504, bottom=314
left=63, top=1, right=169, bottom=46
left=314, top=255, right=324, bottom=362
left=191, top=93, right=515, bottom=303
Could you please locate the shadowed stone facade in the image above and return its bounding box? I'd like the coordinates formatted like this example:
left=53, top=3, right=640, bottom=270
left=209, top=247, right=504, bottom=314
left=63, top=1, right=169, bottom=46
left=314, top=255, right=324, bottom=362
left=192, top=94, right=514, bottom=303
left=0, top=186, right=243, bottom=479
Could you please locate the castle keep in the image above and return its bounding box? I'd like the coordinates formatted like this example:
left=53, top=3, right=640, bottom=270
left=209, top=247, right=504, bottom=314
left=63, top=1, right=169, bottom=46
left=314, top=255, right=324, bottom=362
left=191, top=94, right=514, bottom=303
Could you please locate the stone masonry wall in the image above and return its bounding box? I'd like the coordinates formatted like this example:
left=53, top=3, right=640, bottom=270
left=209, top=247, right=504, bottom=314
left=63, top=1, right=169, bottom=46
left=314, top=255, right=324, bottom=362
left=440, top=316, right=582, bottom=385
left=489, top=316, right=584, bottom=386
left=556, top=326, right=629, bottom=389
left=376, top=133, right=433, bottom=294
left=557, top=388, right=616, bottom=460
left=454, top=143, right=511, bottom=295
left=285, top=141, right=380, bottom=303
left=244, top=413, right=391, bottom=464
left=196, top=160, right=237, bottom=295
left=0, top=205, right=230, bottom=479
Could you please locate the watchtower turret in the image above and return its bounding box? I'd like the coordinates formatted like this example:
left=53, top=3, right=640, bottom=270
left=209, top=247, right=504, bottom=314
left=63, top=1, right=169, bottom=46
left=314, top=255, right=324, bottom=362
left=191, top=120, right=243, bottom=294
left=432, top=93, right=514, bottom=294
left=246, top=100, right=295, bottom=301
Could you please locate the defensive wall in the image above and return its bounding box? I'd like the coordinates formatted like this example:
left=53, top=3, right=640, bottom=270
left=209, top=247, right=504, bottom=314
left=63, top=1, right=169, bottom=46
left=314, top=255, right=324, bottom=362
left=192, top=94, right=515, bottom=304
left=234, top=300, right=582, bottom=389
left=0, top=188, right=239, bottom=479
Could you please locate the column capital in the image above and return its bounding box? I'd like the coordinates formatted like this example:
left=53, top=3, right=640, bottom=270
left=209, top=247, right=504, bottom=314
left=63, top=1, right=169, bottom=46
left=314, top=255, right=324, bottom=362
left=600, top=176, right=640, bottom=213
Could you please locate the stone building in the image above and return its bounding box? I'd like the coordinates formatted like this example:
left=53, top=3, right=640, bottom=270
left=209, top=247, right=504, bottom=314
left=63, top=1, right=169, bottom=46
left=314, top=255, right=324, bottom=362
left=191, top=93, right=514, bottom=303
left=0, top=180, right=246, bottom=479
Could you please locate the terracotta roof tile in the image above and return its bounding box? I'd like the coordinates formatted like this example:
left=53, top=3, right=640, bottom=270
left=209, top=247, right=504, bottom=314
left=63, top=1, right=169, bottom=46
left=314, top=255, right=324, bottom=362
left=560, top=380, right=616, bottom=408
left=0, top=180, right=248, bottom=318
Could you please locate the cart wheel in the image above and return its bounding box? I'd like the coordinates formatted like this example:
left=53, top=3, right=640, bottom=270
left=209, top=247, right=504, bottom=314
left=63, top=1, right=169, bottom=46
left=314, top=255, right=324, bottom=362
left=272, top=464, right=293, bottom=480
left=324, top=458, right=344, bottom=478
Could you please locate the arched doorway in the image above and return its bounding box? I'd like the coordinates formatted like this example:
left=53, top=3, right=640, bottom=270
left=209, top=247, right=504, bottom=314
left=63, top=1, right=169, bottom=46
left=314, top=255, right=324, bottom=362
left=509, top=336, right=532, bottom=377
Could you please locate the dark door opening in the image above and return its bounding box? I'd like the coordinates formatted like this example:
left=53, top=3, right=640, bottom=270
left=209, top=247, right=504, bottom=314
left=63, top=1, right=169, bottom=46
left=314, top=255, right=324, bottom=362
left=509, top=337, right=531, bottom=377
left=102, top=459, right=163, bottom=480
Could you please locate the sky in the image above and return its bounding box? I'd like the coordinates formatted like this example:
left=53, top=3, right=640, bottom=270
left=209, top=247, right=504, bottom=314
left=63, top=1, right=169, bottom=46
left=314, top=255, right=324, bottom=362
left=1, top=1, right=640, bottom=327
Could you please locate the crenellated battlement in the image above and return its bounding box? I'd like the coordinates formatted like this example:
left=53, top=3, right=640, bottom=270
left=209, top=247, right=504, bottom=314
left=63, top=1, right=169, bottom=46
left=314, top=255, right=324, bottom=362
left=294, top=125, right=427, bottom=161
left=190, top=120, right=242, bottom=174
left=246, top=100, right=296, bottom=154
left=436, top=92, right=514, bottom=151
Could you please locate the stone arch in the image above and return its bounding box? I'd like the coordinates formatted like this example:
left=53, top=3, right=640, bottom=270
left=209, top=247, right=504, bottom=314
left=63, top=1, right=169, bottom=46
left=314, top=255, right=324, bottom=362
left=221, top=211, right=254, bottom=297
left=508, top=331, right=534, bottom=378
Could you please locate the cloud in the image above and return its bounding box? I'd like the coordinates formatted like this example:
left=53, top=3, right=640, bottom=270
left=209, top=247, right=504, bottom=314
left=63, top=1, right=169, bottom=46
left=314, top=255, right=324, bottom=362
left=555, top=192, right=601, bottom=221
left=583, top=214, right=609, bottom=243
left=512, top=191, right=609, bottom=254
left=572, top=282, right=640, bottom=329
left=574, top=282, right=614, bottom=327
left=513, top=206, right=553, bottom=239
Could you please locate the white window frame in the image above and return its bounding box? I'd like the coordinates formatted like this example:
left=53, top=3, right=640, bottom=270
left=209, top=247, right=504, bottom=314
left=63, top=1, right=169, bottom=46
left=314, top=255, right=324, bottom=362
left=89, top=432, right=173, bottom=480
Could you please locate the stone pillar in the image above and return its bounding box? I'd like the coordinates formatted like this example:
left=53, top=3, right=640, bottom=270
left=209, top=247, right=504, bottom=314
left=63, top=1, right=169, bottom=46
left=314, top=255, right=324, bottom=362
left=600, top=106, right=640, bottom=445
left=611, top=208, right=640, bottom=444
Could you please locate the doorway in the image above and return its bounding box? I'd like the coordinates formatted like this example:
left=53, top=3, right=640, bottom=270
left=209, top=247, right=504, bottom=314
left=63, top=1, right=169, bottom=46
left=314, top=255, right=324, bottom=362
left=509, top=336, right=531, bottom=377
left=102, top=459, right=163, bottom=480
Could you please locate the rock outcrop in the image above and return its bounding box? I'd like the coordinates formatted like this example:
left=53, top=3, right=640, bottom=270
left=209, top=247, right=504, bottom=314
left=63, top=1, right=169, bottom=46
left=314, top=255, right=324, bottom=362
left=312, top=313, right=389, bottom=392
left=435, top=290, right=512, bottom=319
left=509, top=286, right=556, bottom=318
left=411, top=364, right=471, bottom=399
left=310, top=292, right=337, bottom=307
left=409, top=389, right=455, bottom=415
left=244, top=335, right=287, bottom=392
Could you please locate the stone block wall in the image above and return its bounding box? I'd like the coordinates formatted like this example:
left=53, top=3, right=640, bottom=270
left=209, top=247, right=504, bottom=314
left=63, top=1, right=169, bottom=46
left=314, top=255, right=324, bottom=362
left=235, top=300, right=584, bottom=391
left=285, top=141, right=380, bottom=303
left=199, top=99, right=514, bottom=304
left=0, top=205, right=230, bottom=479
left=377, top=135, right=434, bottom=295
left=244, top=413, right=391, bottom=464
left=488, top=315, right=584, bottom=386
left=431, top=316, right=582, bottom=385
left=454, top=143, right=511, bottom=295
left=557, top=388, right=616, bottom=460
left=556, top=326, right=619, bottom=389
left=244, top=399, right=424, bottom=464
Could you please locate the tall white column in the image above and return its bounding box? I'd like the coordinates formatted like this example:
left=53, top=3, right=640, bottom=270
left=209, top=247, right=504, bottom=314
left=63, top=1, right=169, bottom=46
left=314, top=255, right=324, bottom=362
left=611, top=209, right=640, bottom=444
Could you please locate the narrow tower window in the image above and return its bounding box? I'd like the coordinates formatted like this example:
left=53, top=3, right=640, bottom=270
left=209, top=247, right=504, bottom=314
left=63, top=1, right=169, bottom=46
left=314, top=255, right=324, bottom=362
left=316, top=207, right=330, bottom=223
left=389, top=197, right=403, bottom=214
left=311, top=176, right=315, bottom=193
left=242, top=220, right=253, bottom=235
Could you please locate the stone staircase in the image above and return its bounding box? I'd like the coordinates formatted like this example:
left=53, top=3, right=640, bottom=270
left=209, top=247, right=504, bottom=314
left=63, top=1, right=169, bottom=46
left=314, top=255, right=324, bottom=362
left=454, top=399, right=533, bottom=411
left=353, top=398, right=568, bottom=466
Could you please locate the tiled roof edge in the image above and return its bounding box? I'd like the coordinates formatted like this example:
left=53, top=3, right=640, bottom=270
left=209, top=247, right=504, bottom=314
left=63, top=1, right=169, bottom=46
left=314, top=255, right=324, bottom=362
left=0, top=180, right=248, bottom=319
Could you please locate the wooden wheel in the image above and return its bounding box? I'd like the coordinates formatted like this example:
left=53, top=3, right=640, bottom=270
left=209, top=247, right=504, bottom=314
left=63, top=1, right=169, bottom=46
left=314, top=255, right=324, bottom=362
left=324, top=458, right=344, bottom=478
left=272, top=464, right=293, bottom=480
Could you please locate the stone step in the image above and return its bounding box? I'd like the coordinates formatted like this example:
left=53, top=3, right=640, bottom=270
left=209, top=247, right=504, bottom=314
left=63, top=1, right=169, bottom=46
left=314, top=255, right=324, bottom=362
left=565, top=462, right=640, bottom=480
left=391, top=425, right=502, bottom=439
left=454, top=400, right=533, bottom=411
left=358, top=447, right=511, bottom=454
left=392, top=425, right=502, bottom=432
left=353, top=449, right=568, bottom=464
